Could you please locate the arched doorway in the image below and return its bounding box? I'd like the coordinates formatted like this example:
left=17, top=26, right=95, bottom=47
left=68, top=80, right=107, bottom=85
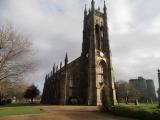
left=96, top=61, right=106, bottom=105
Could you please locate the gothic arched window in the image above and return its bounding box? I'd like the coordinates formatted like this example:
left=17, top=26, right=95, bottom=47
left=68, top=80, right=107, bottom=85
left=95, top=24, right=100, bottom=33
left=97, top=64, right=104, bottom=84
left=96, top=62, right=106, bottom=105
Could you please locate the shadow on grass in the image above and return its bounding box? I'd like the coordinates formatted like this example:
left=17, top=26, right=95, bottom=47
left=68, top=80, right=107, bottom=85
left=0, top=102, right=40, bottom=108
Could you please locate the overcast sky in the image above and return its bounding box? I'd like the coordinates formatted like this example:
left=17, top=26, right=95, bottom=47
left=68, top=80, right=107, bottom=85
left=0, top=0, right=160, bottom=92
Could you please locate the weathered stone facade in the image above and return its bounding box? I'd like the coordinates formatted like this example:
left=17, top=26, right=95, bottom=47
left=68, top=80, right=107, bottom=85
left=41, top=0, right=117, bottom=106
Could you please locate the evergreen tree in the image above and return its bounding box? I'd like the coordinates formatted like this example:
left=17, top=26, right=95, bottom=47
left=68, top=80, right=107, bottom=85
left=24, top=84, right=40, bottom=103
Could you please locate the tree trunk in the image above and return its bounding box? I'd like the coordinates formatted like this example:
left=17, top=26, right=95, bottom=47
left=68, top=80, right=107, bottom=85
left=31, top=98, right=33, bottom=103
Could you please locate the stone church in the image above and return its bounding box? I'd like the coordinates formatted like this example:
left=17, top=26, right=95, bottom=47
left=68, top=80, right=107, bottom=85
left=41, top=0, right=117, bottom=106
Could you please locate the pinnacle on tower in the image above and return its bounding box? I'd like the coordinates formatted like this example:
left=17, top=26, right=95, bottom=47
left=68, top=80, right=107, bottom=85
left=53, top=64, right=56, bottom=73
left=84, top=4, right=87, bottom=15
left=88, top=8, right=91, bottom=13
left=51, top=71, right=53, bottom=76
left=98, top=6, right=100, bottom=11
left=56, top=65, right=59, bottom=72
left=60, top=62, right=62, bottom=69
left=45, top=74, right=47, bottom=80
left=46, top=74, right=48, bottom=79
left=158, top=69, right=160, bottom=81
left=104, top=0, right=107, bottom=14
left=91, top=0, right=95, bottom=10
left=65, top=53, right=68, bottom=65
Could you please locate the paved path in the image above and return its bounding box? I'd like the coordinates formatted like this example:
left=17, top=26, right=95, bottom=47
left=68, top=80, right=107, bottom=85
left=0, top=106, right=136, bottom=120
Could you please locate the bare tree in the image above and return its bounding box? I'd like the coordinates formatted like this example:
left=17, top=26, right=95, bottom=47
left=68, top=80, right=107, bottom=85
left=116, top=81, right=141, bottom=103
left=0, top=81, right=6, bottom=99
left=0, top=80, right=29, bottom=103
left=0, top=24, right=35, bottom=83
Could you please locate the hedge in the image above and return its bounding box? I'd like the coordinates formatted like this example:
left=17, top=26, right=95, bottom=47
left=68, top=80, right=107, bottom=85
left=108, top=105, right=160, bottom=120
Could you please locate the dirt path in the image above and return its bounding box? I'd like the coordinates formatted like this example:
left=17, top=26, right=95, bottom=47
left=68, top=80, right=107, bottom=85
left=0, top=106, right=136, bottom=120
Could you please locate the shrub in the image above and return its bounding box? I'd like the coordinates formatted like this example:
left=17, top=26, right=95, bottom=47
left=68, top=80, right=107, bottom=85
left=0, top=99, right=12, bottom=105
left=150, top=109, right=160, bottom=120
left=109, top=105, right=160, bottom=120
left=6, top=99, right=12, bottom=104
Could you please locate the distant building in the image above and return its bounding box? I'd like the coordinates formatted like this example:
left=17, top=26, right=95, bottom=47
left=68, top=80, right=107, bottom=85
left=146, top=79, right=157, bottom=101
left=129, top=77, right=157, bottom=102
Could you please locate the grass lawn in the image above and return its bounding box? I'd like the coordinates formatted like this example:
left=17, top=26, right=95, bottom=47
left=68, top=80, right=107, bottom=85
left=109, top=103, right=160, bottom=120
left=1, top=102, right=39, bottom=107
left=0, top=107, right=43, bottom=117
left=118, top=103, right=158, bottom=111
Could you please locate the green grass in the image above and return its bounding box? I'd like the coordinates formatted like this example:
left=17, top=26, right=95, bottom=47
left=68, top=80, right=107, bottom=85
left=109, top=104, right=160, bottom=120
left=0, top=107, right=43, bottom=117
left=118, top=103, right=158, bottom=111
left=1, top=102, right=39, bottom=107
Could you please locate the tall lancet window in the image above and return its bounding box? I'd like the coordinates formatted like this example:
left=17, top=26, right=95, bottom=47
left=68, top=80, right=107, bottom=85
left=95, top=23, right=100, bottom=50
left=69, top=78, right=73, bottom=97
left=97, top=64, right=104, bottom=85
left=100, top=26, right=104, bottom=52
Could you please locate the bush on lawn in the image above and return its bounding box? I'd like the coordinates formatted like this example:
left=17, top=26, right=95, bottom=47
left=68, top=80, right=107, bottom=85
left=150, top=109, right=160, bottom=120
left=109, top=105, right=160, bottom=120
left=0, top=99, right=12, bottom=105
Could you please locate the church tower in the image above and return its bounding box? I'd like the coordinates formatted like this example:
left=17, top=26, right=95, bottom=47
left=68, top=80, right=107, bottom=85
left=82, top=0, right=117, bottom=106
